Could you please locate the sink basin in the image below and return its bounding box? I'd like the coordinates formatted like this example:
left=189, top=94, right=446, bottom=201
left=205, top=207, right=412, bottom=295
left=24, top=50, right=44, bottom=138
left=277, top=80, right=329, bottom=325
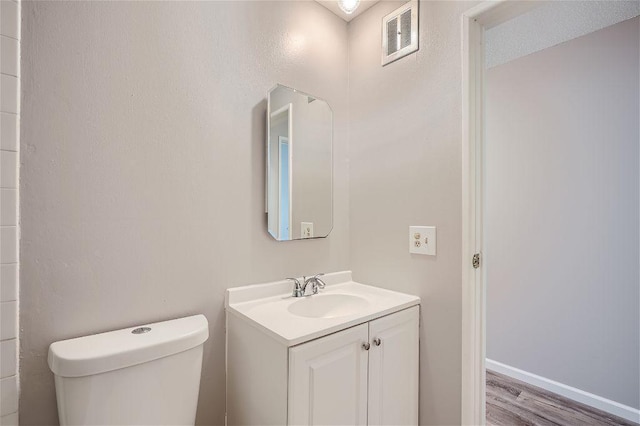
left=226, top=272, right=421, bottom=346
left=288, top=294, right=369, bottom=319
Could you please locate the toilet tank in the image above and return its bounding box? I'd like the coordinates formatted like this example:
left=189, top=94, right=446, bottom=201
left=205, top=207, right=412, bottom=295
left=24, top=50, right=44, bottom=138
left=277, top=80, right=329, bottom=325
left=48, top=314, right=209, bottom=426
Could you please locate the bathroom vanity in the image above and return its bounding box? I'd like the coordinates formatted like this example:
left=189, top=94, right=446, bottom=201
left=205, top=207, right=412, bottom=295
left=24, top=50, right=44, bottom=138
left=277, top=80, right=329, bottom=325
left=225, top=271, right=420, bottom=425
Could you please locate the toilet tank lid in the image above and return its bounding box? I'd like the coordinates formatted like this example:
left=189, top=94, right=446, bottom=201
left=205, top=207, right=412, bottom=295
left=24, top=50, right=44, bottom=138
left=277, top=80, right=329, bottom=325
left=48, top=314, right=209, bottom=378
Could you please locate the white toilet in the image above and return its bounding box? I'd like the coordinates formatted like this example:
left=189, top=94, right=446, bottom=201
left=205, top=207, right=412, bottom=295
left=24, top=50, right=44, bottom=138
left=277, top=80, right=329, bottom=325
left=48, top=314, right=209, bottom=425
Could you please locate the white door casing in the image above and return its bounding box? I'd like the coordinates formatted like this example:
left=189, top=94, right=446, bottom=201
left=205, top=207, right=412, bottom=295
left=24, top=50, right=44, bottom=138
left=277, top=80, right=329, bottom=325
left=461, top=2, right=545, bottom=425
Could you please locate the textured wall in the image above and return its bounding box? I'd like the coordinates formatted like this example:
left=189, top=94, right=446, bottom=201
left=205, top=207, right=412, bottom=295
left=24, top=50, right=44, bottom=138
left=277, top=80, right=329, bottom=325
left=485, top=0, right=640, bottom=68
left=19, top=2, right=349, bottom=424
left=0, top=0, right=20, bottom=424
left=486, top=17, right=640, bottom=409
left=348, top=1, right=474, bottom=424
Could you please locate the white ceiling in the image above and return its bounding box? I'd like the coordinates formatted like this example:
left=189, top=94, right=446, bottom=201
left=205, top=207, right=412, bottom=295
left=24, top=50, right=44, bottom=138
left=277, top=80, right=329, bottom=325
left=315, top=0, right=380, bottom=22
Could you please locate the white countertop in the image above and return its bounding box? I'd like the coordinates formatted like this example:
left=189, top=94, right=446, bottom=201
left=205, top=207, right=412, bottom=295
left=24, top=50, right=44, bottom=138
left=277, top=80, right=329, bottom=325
left=225, top=271, right=420, bottom=346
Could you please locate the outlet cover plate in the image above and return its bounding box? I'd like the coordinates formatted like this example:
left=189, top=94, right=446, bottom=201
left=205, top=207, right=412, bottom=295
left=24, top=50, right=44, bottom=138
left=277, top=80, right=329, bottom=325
left=409, top=226, right=436, bottom=255
left=301, top=222, right=314, bottom=238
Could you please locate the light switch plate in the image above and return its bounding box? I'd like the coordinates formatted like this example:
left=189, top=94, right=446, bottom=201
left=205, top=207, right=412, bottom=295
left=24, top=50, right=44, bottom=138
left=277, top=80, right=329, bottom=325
left=409, top=226, right=436, bottom=255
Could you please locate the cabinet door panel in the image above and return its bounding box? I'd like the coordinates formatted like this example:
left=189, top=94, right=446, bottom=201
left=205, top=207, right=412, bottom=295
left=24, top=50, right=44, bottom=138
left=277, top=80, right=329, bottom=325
left=368, top=306, right=419, bottom=426
left=288, top=324, right=369, bottom=426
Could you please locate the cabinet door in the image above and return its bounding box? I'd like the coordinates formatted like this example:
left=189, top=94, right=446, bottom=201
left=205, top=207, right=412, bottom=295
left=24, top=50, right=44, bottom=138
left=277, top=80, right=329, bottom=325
left=288, top=324, right=369, bottom=426
left=368, top=306, right=419, bottom=425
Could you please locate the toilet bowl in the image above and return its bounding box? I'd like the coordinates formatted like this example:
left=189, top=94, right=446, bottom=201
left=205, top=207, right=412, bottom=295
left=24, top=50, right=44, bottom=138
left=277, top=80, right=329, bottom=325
left=48, top=314, right=209, bottom=425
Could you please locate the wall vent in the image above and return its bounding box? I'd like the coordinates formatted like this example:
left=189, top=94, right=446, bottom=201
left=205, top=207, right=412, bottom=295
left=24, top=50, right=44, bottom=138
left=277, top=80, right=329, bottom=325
left=382, top=0, right=419, bottom=66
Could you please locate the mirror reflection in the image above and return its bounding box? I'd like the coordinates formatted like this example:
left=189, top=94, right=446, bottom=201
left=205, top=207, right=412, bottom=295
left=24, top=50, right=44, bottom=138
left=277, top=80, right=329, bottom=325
left=267, top=85, right=333, bottom=241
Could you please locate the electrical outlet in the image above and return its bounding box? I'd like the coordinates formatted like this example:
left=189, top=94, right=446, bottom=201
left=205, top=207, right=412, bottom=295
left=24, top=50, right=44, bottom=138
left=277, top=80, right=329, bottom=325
left=409, top=226, right=436, bottom=255
left=301, top=222, right=314, bottom=238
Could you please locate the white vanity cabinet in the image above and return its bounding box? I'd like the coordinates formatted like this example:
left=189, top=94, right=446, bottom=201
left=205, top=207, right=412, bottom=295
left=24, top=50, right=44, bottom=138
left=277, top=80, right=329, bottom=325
left=288, top=323, right=369, bottom=425
left=226, top=305, right=419, bottom=426
left=225, top=272, right=421, bottom=426
left=367, top=306, right=419, bottom=425
left=288, top=307, right=419, bottom=426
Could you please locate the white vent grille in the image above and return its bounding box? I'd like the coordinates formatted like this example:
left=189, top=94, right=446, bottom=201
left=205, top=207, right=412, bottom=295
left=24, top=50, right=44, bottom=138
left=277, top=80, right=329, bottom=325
left=382, top=0, right=419, bottom=65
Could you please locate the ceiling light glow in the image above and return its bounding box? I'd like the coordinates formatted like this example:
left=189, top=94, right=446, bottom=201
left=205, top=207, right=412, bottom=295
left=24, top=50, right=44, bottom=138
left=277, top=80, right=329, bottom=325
left=338, top=0, right=360, bottom=15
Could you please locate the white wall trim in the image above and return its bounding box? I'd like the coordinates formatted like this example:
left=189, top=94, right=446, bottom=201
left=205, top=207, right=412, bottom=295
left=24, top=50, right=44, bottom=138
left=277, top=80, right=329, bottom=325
left=486, top=359, right=640, bottom=424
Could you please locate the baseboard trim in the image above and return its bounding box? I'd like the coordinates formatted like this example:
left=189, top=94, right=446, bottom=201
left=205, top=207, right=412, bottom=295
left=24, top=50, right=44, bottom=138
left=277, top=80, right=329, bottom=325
left=486, top=359, right=640, bottom=424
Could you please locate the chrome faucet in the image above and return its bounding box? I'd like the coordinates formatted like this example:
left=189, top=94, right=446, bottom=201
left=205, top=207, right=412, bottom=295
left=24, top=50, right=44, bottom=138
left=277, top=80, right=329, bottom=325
left=287, top=273, right=326, bottom=297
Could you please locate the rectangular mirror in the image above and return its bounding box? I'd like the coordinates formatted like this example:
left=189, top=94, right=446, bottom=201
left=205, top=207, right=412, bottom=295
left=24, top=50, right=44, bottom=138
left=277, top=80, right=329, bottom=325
left=267, top=84, right=333, bottom=241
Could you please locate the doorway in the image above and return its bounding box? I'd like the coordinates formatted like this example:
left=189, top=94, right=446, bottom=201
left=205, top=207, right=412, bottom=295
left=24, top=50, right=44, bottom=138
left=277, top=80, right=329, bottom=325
left=462, top=2, right=640, bottom=425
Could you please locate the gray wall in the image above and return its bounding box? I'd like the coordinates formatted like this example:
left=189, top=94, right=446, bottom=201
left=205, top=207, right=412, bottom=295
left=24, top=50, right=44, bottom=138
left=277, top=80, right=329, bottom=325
left=485, top=17, right=640, bottom=409
left=19, top=2, right=349, bottom=425
left=348, top=2, right=474, bottom=424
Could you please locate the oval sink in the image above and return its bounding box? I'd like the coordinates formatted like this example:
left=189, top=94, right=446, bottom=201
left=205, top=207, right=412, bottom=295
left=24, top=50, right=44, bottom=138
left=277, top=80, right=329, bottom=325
left=288, top=294, right=369, bottom=319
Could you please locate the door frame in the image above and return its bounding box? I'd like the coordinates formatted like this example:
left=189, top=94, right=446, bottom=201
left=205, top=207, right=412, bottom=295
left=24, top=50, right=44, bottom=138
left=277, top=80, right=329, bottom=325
left=268, top=103, right=293, bottom=239
left=277, top=135, right=292, bottom=240
left=461, top=2, right=545, bottom=424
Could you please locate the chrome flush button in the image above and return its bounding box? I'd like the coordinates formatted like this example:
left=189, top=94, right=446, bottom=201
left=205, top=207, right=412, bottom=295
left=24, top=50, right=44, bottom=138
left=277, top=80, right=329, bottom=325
left=131, top=327, right=151, bottom=334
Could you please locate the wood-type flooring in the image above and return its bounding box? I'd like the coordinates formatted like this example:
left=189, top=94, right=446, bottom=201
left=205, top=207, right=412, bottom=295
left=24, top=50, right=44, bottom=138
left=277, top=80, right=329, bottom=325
left=487, top=370, right=639, bottom=426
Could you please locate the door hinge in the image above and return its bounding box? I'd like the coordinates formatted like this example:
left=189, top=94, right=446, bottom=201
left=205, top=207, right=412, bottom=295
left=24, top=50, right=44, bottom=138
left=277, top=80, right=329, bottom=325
left=472, top=253, right=481, bottom=269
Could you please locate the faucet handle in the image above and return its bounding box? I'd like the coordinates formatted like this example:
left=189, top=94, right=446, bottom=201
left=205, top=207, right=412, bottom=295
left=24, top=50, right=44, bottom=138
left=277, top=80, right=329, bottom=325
left=286, top=277, right=302, bottom=287
left=287, top=278, right=304, bottom=297
left=312, top=273, right=326, bottom=289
